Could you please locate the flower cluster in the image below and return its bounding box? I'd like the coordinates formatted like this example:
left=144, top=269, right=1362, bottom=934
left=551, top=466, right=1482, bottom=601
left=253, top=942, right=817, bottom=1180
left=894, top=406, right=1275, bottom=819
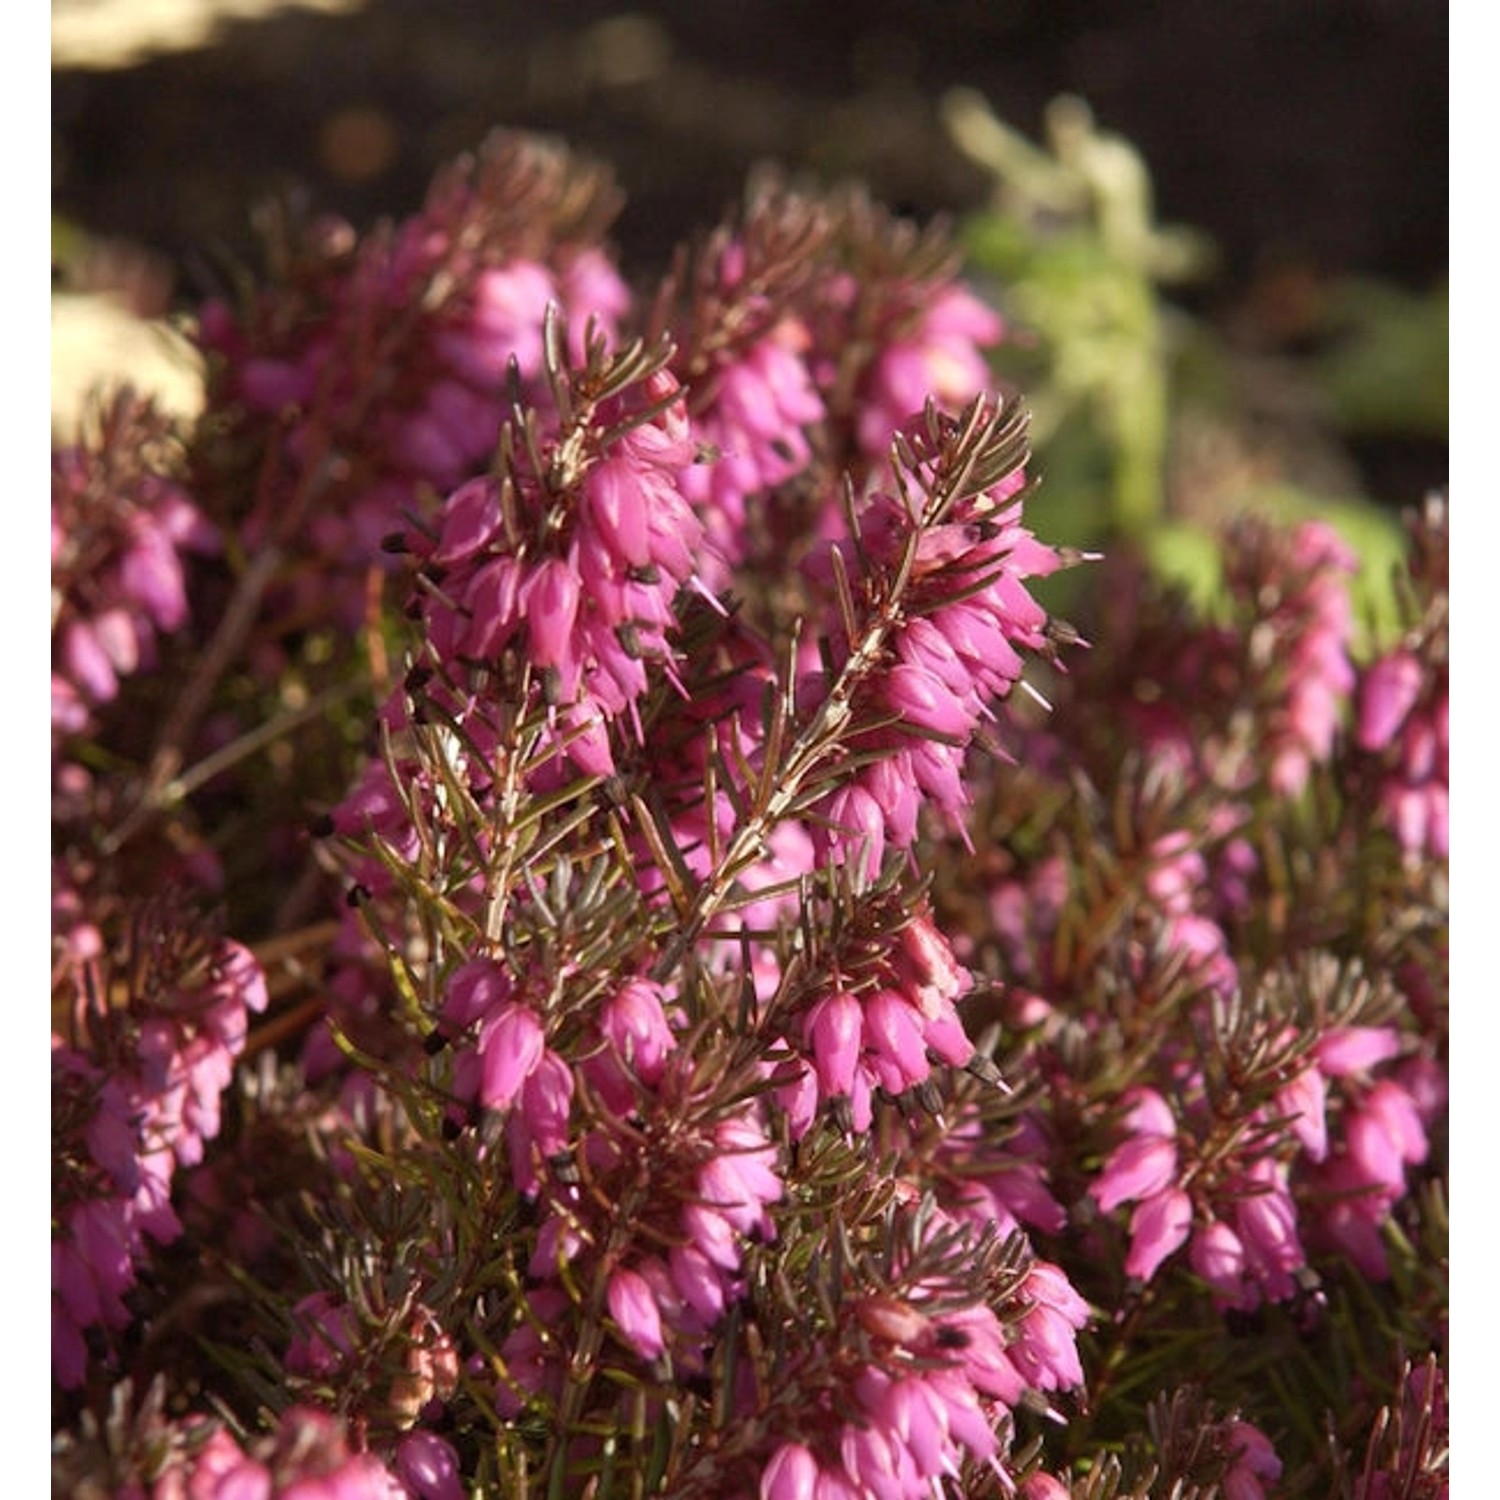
left=1082, top=514, right=1360, bottom=799
left=752, top=1215, right=1088, bottom=1500
left=194, top=132, right=631, bottom=640
left=1353, top=497, right=1449, bottom=865
left=779, top=903, right=979, bottom=1136
left=805, top=407, right=1067, bottom=853
left=499, top=1066, right=785, bottom=1398
left=51, top=906, right=268, bottom=1389
left=50, top=390, right=218, bottom=745
left=152, top=1402, right=457, bottom=1499
left=51, top=127, right=1446, bottom=1500
left=399, top=355, right=706, bottom=775
left=1085, top=1010, right=1442, bottom=1302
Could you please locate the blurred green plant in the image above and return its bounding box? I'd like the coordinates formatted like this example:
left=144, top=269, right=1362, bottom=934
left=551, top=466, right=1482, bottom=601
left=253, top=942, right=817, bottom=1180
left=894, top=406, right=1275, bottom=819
left=943, top=88, right=1212, bottom=544
left=1312, top=275, right=1449, bottom=441
left=942, top=89, right=1445, bottom=653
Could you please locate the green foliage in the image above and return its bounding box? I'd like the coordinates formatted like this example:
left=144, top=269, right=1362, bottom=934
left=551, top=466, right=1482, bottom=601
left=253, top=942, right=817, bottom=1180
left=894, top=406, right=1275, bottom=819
left=1311, top=277, right=1450, bottom=440
left=944, top=89, right=1443, bottom=656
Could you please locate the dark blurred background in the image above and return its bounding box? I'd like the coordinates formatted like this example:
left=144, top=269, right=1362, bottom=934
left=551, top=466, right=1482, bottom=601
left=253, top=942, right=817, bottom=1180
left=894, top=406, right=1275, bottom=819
left=52, top=0, right=1447, bottom=290
left=51, top=0, right=1448, bottom=502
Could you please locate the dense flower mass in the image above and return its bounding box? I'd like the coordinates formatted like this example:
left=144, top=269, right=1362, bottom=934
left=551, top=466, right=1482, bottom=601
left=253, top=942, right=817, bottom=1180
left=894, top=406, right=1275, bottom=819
left=193, top=133, right=632, bottom=639
left=51, top=128, right=1446, bottom=1500
left=747, top=1212, right=1088, bottom=1500
left=400, top=359, right=707, bottom=768
left=51, top=391, right=219, bottom=743
left=51, top=910, right=268, bottom=1389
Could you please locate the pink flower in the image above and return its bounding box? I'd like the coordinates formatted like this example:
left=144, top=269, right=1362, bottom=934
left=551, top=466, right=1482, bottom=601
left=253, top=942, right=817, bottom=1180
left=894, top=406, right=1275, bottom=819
left=882, top=661, right=975, bottom=739
left=495, top=1288, right=570, bottom=1417
left=1314, top=1025, right=1401, bottom=1077
left=897, top=912, right=970, bottom=1016
left=669, top=1242, right=728, bottom=1324
left=861, top=989, right=932, bottom=1093
left=1357, top=649, right=1424, bottom=751
left=838, top=1421, right=909, bottom=1500
left=587, top=977, right=677, bottom=1107
left=855, top=284, right=1003, bottom=458
left=586, top=454, right=657, bottom=567
left=442, top=261, right=555, bottom=385
left=1191, top=1218, right=1255, bottom=1310
left=819, top=783, right=888, bottom=884
left=1231, top=1168, right=1306, bottom=1302
left=1220, top=1420, right=1283, bottom=1500
left=477, top=1004, right=546, bottom=1112
left=286, top=1293, right=357, bottom=1379
left=430, top=475, right=504, bottom=565
left=1125, top=1188, right=1193, bottom=1281
left=1346, top=1079, right=1429, bottom=1191
left=439, top=957, right=514, bottom=1032
left=52, top=402, right=219, bottom=739
left=521, top=556, right=583, bottom=684
left=679, top=326, right=826, bottom=572
left=1364, top=662, right=1448, bottom=864
left=607, top=1266, right=666, bottom=1360
left=1276, top=1064, right=1329, bottom=1161
left=1021, top=1475, right=1073, bottom=1500
left=806, top=991, right=863, bottom=1098
left=557, top=247, right=632, bottom=360
left=506, top=1051, right=574, bottom=1194
left=393, top=1431, right=464, bottom=1500
left=1263, top=522, right=1357, bottom=796
left=1093, top=1133, right=1179, bottom=1215
left=1008, top=1260, right=1089, bottom=1392
left=760, top=1442, right=820, bottom=1500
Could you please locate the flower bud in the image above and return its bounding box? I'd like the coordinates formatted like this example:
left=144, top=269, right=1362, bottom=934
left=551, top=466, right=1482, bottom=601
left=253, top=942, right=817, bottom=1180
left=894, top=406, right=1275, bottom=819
left=1357, top=649, right=1424, bottom=751
left=607, top=1266, right=665, bottom=1360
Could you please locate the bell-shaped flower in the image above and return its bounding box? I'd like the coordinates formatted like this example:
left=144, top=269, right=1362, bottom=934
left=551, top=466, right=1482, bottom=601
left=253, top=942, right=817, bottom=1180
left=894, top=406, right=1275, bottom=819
left=1356, top=648, right=1424, bottom=751
left=1093, top=1133, right=1179, bottom=1215
left=607, top=1266, right=666, bottom=1361
left=760, top=1442, right=820, bottom=1500
left=807, top=990, right=863, bottom=1098
left=1125, top=1188, right=1193, bottom=1281
left=477, top=1003, right=546, bottom=1112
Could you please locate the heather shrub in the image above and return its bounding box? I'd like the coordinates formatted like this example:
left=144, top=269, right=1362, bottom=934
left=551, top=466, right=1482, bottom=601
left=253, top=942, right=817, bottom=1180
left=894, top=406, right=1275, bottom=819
left=51, top=126, right=1447, bottom=1499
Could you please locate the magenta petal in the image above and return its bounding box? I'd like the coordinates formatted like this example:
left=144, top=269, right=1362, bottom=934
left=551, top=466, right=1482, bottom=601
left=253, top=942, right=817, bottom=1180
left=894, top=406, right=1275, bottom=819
left=669, top=1242, right=727, bottom=1324
left=520, top=557, right=581, bottom=671
left=432, top=477, right=502, bottom=565
left=478, top=1004, right=545, bottom=1111
left=1124, top=1188, right=1193, bottom=1281
left=1093, top=1134, right=1178, bottom=1214
left=1357, top=650, right=1424, bottom=750
left=760, top=1442, right=819, bottom=1500
left=1314, top=1025, right=1400, bottom=1077
left=808, top=991, right=862, bottom=1097
left=586, top=457, right=652, bottom=567
left=607, top=1266, right=665, bottom=1360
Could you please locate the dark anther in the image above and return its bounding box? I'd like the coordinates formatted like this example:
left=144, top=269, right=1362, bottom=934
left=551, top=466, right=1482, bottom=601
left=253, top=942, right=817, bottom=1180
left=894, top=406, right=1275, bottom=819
left=550, top=1152, right=582, bottom=1186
